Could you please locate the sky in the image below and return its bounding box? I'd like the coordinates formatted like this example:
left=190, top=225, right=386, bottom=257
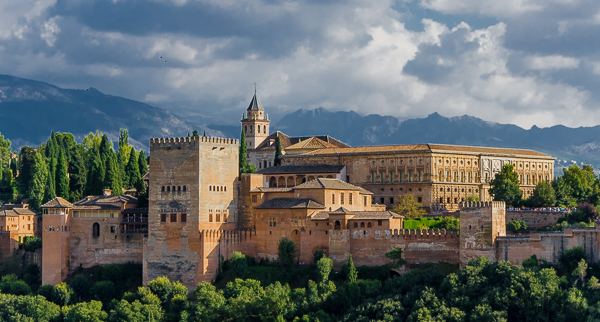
left=1, top=0, right=600, bottom=128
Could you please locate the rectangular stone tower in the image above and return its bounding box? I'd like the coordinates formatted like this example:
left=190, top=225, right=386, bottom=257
left=144, top=136, right=239, bottom=288
left=458, top=201, right=506, bottom=267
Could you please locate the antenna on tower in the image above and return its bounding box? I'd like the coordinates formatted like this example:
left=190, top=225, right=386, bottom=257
left=254, top=82, right=257, bottom=95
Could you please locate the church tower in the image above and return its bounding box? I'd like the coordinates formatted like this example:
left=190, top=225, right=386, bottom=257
left=241, top=87, right=270, bottom=149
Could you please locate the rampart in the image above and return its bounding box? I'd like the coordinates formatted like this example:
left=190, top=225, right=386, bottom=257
left=149, top=136, right=239, bottom=148
left=506, top=211, right=565, bottom=230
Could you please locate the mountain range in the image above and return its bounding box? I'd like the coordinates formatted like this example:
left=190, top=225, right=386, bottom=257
left=1, top=74, right=599, bottom=171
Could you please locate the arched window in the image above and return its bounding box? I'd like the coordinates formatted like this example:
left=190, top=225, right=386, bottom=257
left=250, top=125, right=253, bottom=133
left=367, top=222, right=372, bottom=228
left=334, top=220, right=341, bottom=230
left=172, top=186, right=176, bottom=192
left=178, top=186, right=181, bottom=192
left=161, top=186, right=165, bottom=192
left=360, top=222, right=365, bottom=228
left=183, top=186, right=187, bottom=192
left=258, top=126, right=261, bottom=133
left=264, top=125, right=266, bottom=133
left=245, top=125, right=247, bottom=133
left=264, top=161, right=267, bottom=168
left=167, top=186, right=171, bottom=192
left=353, top=222, right=358, bottom=228
left=92, top=223, right=100, bottom=238
left=224, top=186, right=227, bottom=192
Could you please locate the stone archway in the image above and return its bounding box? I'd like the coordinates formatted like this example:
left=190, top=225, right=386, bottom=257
left=269, top=176, right=277, bottom=187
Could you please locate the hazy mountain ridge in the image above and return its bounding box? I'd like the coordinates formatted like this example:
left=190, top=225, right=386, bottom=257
left=0, top=75, right=221, bottom=149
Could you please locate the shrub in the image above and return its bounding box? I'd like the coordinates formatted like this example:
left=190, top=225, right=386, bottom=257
left=277, top=236, right=297, bottom=267
left=313, top=248, right=326, bottom=264
left=230, top=251, right=248, bottom=278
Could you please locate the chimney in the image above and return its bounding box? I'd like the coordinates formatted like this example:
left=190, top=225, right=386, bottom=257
left=103, top=189, right=112, bottom=196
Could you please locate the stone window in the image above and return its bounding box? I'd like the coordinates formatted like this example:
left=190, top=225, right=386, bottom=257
left=380, top=197, right=384, bottom=204
left=209, top=214, right=213, bottom=222
left=353, top=222, right=358, bottom=228
left=252, top=195, right=257, bottom=203
left=264, top=125, right=266, bottom=133
left=349, top=193, right=353, bottom=205
left=445, top=171, right=449, bottom=181
left=110, top=226, right=116, bottom=233
left=341, top=193, right=345, bottom=205
left=250, top=125, right=253, bottom=133
left=178, top=186, right=181, bottom=192
left=378, top=220, right=382, bottom=226
left=409, top=188, right=412, bottom=192
left=447, top=197, right=451, bottom=203
left=440, top=188, right=443, bottom=192
left=170, top=213, right=177, bottom=223
left=216, top=214, right=220, bottom=222
left=439, top=197, right=443, bottom=203
left=334, top=220, right=341, bottom=230
left=380, top=172, right=385, bottom=183
left=418, top=197, right=422, bottom=203
left=161, top=214, right=167, bottom=223
left=258, top=126, right=261, bottom=133
left=180, top=213, right=187, bottom=223
left=390, top=172, right=395, bottom=182
left=183, top=186, right=187, bottom=192
left=364, top=196, right=367, bottom=205
left=390, top=197, right=394, bottom=204
left=408, top=171, right=413, bottom=182
left=172, top=186, right=176, bottom=192
left=438, top=171, right=442, bottom=181
left=269, top=217, right=276, bottom=227
left=167, top=186, right=171, bottom=192
left=224, top=186, right=227, bottom=192
left=399, top=171, right=404, bottom=182
left=161, top=186, right=165, bottom=192
left=92, top=222, right=100, bottom=238
left=360, top=222, right=365, bottom=228
left=332, top=194, right=335, bottom=204
left=459, top=172, right=464, bottom=182
left=419, top=171, right=423, bottom=182
left=367, top=222, right=372, bottom=228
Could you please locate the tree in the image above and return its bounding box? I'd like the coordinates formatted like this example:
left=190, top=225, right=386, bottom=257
left=189, top=282, right=225, bottom=322
left=239, top=130, right=256, bottom=174
left=392, top=194, right=426, bottom=218
left=277, top=236, right=297, bottom=267
left=313, top=248, right=325, bottom=264
left=203, top=131, right=207, bottom=138
left=528, top=181, right=556, bottom=207
left=562, top=165, right=595, bottom=202
left=316, top=257, right=333, bottom=283
left=553, top=176, right=577, bottom=207
left=56, top=148, right=70, bottom=200
left=17, top=146, right=36, bottom=197
left=230, top=251, right=248, bottom=278
left=85, top=149, right=104, bottom=196
left=465, top=194, right=479, bottom=202
left=105, top=152, right=123, bottom=195
left=125, top=149, right=142, bottom=190
left=347, top=255, right=357, bottom=283
left=138, top=150, right=148, bottom=177
left=489, top=164, right=522, bottom=207
left=385, top=247, right=407, bottom=267
left=0, top=293, right=61, bottom=322
left=559, top=246, right=587, bottom=273
left=63, top=300, right=108, bottom=322
left=69, top=145, right=87, bottom=202
left=192, top=130, right=199, bottom=138
left=274, top=135, right=283, bottom=166
left=28, top=150, right=48, bottom=210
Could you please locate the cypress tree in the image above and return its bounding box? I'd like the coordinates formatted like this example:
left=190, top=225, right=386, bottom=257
left=85, top=150, right=104, bottom=196
left=203, top=131, right=207, bottom=138
left=69, top=145, right=87, bottom=202
left=347, top=255, right=357, bottom=283
left=18, top=147, right=36, bottom=196
left=105, top=152, right=123, bottom=195
left=240, top=130, right=248, bottom=173
left=274, top=135, right=283, bottom=166
left=125, top=150, right=141, bottom=190
left=45, top=133, right=58, bottom=198
left=117, top=129, right=131, bottom=187
left=138, top=150, right=148, bottom=177
left=56, top=148, right=69, bottom=200
left=192, top=130, right=199, bottom=138
left=29, top=150, right=48, bottom=211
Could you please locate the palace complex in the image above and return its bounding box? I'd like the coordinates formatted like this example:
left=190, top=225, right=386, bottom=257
left=38, top=92, right=600, bottom=288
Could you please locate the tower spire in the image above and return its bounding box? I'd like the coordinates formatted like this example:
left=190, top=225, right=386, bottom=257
left=254, top=82, right=257, bottom=95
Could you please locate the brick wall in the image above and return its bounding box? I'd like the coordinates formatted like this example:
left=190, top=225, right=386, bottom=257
left=506, top=211, right=564, bottom=229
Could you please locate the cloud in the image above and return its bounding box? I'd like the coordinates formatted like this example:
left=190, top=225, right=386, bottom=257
left=524, top=55, right=580, bottom=70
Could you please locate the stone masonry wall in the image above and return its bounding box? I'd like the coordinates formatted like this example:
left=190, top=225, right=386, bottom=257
left=506, top=211, right=564, bottom=230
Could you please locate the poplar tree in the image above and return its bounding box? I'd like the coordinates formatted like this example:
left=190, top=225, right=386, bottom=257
left=125, top=149, right=141, bottom=190
left=85, top=149, right=104, bottom=196
left=45, top=133, right=58, bottom=198
left=274, top=135, right=283, bottom=166
left=347, top=255, right=357, bottom=283
left=56, top=148, right=70, bottom=200
left=240, top=130, right=248, bottom=172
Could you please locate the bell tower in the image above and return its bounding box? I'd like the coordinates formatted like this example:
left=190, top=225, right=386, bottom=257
left=241, top=85, right=270, bottom=149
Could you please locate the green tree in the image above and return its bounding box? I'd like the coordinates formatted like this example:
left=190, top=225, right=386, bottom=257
left=489, top=164, right=522, bottom=207
left=28, top=150, right=48, bottom=210
left=392, top=194, right=426, bottom=218
left=277, top=236, right=297, bottom=267
left=316, top=257, right=333, bottom=283
left=90, top=281, right=116, bottom=306
left=70, top=274, right=90, bottom=301
left=192, top=130, right=199, bottom=138
left=0, top=293, right=61, bottom=322
left=37, top=282, right=73, bottom=306
left=18, top=146, right=36, bottom=196
left=230, top=251, right=248, bottom=278
left=189, top=282, right=225, bottom=322
left=63, top=300, right=108, bottom=322
left=553, top=176, right=577, bottom=207
left=105, top=152, right=123, bottom=195
left=347, top=255, right=357, bottom=283
left=108, top=298, right=163, bottom=322
left=385, top=247, right=407, bottom=267
left=465, top=194, right=480, bottom=202
left=528, top=181, right=556, bottom=207
left=125, top=149, right=142, bottom=190
left=69, top=145, right=87, bottom=202
left=239, top=130, right=256, bottom=174
left=0, top=274, right=31, bottom=295
left=138, top=150, right=148, bottom=176
left=85, top=149, right=104, bottom=196
left=56, top=148, right=70, bottom=200
left=274, top=135, right=283, bottom=166
left=313, top=248, right=325, bottom=264
left=559, top=246, right=587, bottom=273
left=203, top=131, right=207, bottom=137
left=562, top=164, right=596, bottom=202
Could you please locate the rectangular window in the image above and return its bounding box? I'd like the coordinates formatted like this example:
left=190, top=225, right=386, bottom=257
left=390, top=172, right=395, bottom=182
left=364, top=196, right=367, bottom=205
left=526, top=175, right=529, bottom=185
left=399, top=171, right=404, bottom=182
left=110, top=226, right=116, bottom=233
left=332, top=193, right=335, bottom=204
left=180, top=213, right=187, bottom=223
left=380, top=172, right=385, bottom=183
left=460, top=172, right=464, bottom=182
left=408, top=171, right=413, bottom=182
left=418, top=197, right=422, bottom=203
left=452, top=172, right=457, bottom=182
left=474, top=172, right=478, bottom=182
left=378, top=220, right=382, bottom=226
left=170, top=213, right=177, bottom=223
left=269, top=217, right=277, bottom=227
left=380, top=197, right=385, bottom=204
left=445, top=171, right=449, bottom=181
left=419, top=171, right=423, bottom=182
left=390, top=197, right=394, bottom=204
left=372, top=172, right=376, bottom=183
left=27, top=224, right=30, bottom=230
left=438, top=171, right=442, bottom=181
left=349, top=193, right=353, bottom=205
left=160, top=214, right=167, bottom=223
left=341, top=193, right=345, bottom=205
left=252, top=195, right=257, bottom=203
left=466, top=171, right=470, bottom=182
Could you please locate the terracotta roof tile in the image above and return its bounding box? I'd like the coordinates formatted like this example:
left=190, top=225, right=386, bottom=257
left=255, top=198, right=325, bottom=209
left=41, top=197, right=74, bottom=208
left=250, top=187, right=294, bottom=193
left=254, top=132, right=349, bottom=151
left=285, top=143, right=552, bottom=158
left=72, top=205, right=122, bottom=211
left=286, top=137, right=338, bottom=150
left=349, top=211, right=404, bottom=219
left=12, top=208, right=37, bottom=216
left=294, top=178, right=373, bottom=194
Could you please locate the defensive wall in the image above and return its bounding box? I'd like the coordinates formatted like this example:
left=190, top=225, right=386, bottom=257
left=505, top=210, right=565, bottom=230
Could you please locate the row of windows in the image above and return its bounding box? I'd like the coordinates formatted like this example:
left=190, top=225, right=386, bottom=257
left=331, top=192, right=355, bottom=205
left=160, top=213, right=187, bottom=223
left=1, top=224, right=31, bottom=231
left=380, top=196, right=422, bottom=204
left=352, top=221, right=383, bottom=228
left=438, top=171, right=478, bottom=183
left=372, top=159, right=424, bottom=166
left=72, top=211, right=117, bottom=218
left=44, top=225, right=70, bottom=232
left=372, top=171, right=424, bottom=183
left=440, top=187, right=479, bottom=193
left=208, top=213, right=227, bottom=223
left=3, top=216, right=33, bottom=222
left=209, top=185, right=227, bottom=192
left=258, top=161, right=272, bottom=169
left=161, top=185, right=188, bottom=192
left=437, top=159, right=478, bottom=166
left=244, top=124, right=267, bottom=134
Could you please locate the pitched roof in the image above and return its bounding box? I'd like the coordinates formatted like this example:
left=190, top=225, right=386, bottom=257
left=247, top=93, right=264, bottom=111
left=73, top=195, right=137, bottom=207
left=41, top=197, right=74, bottom=208
left=255, top=198, right=325, bottom=209
left=12, top=208, right=37, bottom=216
left=349, top=211, right=404, bottom=219
left=73, top=205, right=122, bottom=210
left=256, top=164, right=345, bottom=175
left=285, top=137, right=339, bottom=150
left=0, top=210, right=19, bottom=217
left=250, top=187, right=294, bottom=193
left=294, top=178, right=373, bottom=194
left=285, top=143, right=552, bottom=159
left=254, top=132, right=349, bottom=151
left=329, top=207, right=352, bottom=215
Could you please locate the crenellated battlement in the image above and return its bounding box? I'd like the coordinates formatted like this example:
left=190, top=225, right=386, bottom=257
left=459, top=201, right=505, bottom=209
left=200, top=228, right=256, bottom=241
left=352, top=228, right=459, bottom=239
left=149, top=136, right=239, bottom=148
